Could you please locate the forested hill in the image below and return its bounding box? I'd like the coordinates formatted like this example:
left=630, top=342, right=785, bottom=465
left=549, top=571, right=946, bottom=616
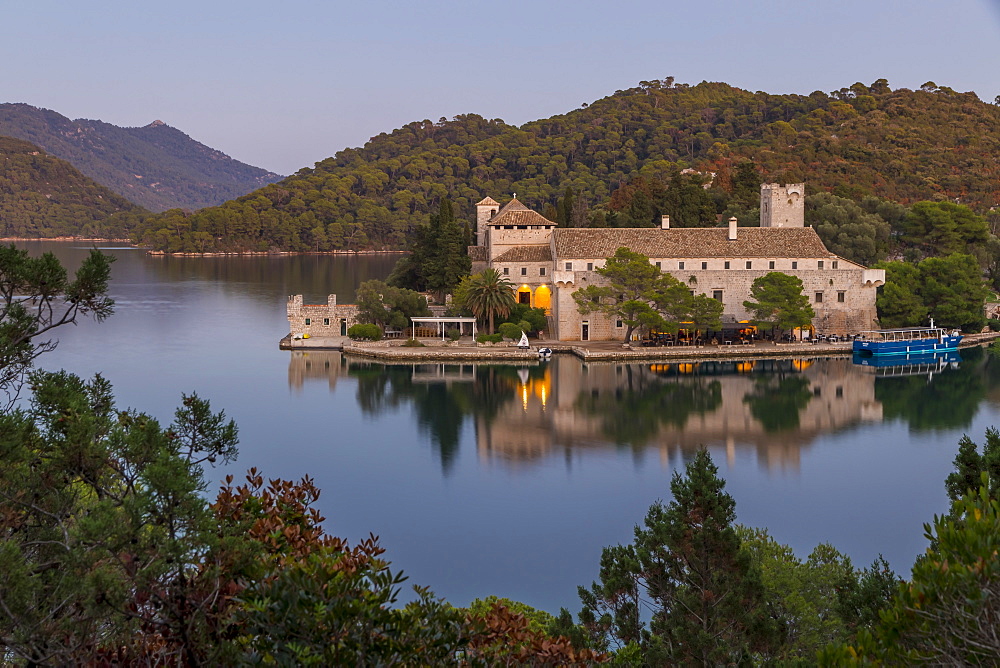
left=0, top=104, right=283, bottom=212
left=136, top=79, right=1000, bottom=253
left=0, top=136, right=143, bottom=238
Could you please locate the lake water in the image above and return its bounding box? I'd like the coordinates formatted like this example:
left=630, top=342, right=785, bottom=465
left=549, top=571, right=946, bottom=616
left=17, top=241, right=1000, bottom=615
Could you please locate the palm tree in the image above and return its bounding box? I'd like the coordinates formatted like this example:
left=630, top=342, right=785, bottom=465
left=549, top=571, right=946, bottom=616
left=464, top=269, right=515, bottom=333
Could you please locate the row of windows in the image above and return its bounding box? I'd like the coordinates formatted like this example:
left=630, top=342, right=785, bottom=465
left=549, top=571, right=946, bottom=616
left=502, top=267, right=547, bottom=277
left=302, top=318, right=348, bottom=326
left=651, top=260, right=839, bottom=271
left=498, top=259, right=840, bottom=277
left=704, top=290, right=846, bottom=304
left=497, top=225, right=553, bottom=230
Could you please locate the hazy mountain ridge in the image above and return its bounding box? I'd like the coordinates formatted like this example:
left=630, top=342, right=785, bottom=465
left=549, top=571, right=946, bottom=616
left=0, top=103, right=283, bottom=211
left=0, top=135, right=143, bottom=238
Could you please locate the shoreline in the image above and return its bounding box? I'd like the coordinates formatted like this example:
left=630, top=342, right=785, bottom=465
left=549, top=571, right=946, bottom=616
left=280, top=332, right=1000, bottom=362
left=1, top=238, right=407, bottom=257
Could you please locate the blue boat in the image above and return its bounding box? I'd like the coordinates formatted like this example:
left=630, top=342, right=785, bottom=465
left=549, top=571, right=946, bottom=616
left=853, top=324, right=962, bottom=357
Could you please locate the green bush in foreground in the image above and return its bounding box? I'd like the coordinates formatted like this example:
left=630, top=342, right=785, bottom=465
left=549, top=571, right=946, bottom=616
left=347, top=323, right=383, bottom=341
left=476, top=332, right=504, bottom=344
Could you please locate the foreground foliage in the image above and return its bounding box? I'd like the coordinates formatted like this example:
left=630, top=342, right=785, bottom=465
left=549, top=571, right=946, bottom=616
left=0, top=244, right=114, bottom=408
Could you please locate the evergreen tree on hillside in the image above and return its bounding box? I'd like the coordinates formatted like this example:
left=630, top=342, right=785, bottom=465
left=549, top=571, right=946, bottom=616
left=387, top=198, right=470, bottom=299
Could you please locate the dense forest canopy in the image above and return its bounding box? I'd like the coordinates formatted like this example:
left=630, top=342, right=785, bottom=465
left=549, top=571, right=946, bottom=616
left=0, top=103, right=283, bottom=211
left=0, top=136, right=143, bottom=238
left=132, top=78, right=1000, bottom=253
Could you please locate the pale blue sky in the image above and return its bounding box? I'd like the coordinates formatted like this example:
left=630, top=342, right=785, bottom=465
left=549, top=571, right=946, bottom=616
left=4, top=0, right=999, bottom=175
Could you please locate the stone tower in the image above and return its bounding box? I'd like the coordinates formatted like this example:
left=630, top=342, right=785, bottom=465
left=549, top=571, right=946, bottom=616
left=475, top=196, right=500, bottom=245
left=760, top=183, right=805, bottom=228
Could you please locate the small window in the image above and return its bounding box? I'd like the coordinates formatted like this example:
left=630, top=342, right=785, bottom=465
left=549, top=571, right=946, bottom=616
left=815, top=292, right=823, bottom=303
left=837, top=291, right=845, bottom=303
left=745, top=261, right=752, bottom=269
left=836, top=386, right=844, bottom=398
left=655, top=261, right=661, bottom=269
left=832, top=260, right=839, bottom=269
left=724, top=261, right=730, bottom=269
left=813, top=386, right=822, bottom=397
left=769, top=261, right=775, bottom=269
left=323, top=318, right=330, bottom=326
left=616, top=320, right=623, bottom=328
left=539, top=267, right=546, bottom=276
left=587, top=262, right=593, bottom=271
left=701, top=261, right=707, bottom=270
left=818, top=260, right=825, bottom=269
left=565, top=262, right=573, bottom=271
left=792, top=261, right=798, bottom=269
left=503, top=267, right=509, bottom=275
left=520, top=267, right=527, bottom=276
left=712, top=290, right=723, bottom=301
left=304, top=318, right=311, bottom=325
left=679, top=261, right=685, bottom=270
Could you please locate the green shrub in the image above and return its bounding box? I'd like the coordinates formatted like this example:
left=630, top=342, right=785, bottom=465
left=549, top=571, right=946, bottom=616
left=476, top=333, right=503, bottom=344
left=446, top=328, right=461, bottom=342
left=347, top=323, right=383, bottom=341
left=497, top=322, right=524, bottom=340
left=402, top=338, right=424, bottom=347
left=988, top=318, right=1000, bottom=332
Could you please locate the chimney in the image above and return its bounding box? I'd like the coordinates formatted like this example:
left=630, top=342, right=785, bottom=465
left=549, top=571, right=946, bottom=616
left=728, top=216, right=738, bottom=240
left=661, top=215, right=670, bottom=229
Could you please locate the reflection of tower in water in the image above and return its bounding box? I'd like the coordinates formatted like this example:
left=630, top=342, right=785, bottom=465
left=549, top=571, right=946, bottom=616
left=475, top=357, right=885, bottom=472
left=287, top=351, right=344, bottom=391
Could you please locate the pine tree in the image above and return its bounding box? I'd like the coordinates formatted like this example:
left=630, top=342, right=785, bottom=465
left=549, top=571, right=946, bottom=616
left=946, top=435, right=984, bottom=502
left=577, top=449, right=782, bottom=662
left=637, top=449, right=782, bottom=664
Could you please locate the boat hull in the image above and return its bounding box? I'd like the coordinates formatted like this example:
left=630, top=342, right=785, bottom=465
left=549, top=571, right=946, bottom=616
left=853, top=335, right=962, bottom=356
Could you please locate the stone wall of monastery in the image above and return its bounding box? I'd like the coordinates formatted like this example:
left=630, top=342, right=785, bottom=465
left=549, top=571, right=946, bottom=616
left=550, top=263, right=879, bottom=341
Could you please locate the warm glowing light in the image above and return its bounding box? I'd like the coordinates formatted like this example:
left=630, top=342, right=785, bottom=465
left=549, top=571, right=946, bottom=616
left=792, top=359, right=813, bottom=371
left=736, top=361, right=755, bottom=373
left=678, top=363, right=696, bottom=374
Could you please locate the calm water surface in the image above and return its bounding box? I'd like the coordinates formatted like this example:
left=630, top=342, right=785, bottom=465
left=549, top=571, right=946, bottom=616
left=20, top=241, right=1000, bottom=615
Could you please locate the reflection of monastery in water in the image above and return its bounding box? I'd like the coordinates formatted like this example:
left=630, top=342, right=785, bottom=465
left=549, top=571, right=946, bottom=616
left=285, top=352, right=979, bottom=472
left=476, top=357, right=883, bottom=472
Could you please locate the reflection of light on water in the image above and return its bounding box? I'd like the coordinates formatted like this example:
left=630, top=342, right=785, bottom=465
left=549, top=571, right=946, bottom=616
left=736, top=361, right=754, bottom=373
left=517, top=368, right=552, bottom=412
left=792, top=359, right=813, bottom=371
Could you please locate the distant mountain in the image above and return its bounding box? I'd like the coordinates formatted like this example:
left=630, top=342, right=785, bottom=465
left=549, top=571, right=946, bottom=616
left=0, top=104, right=283, bottom=212
left=0, top=135, right=144, bottom=238
left=135, top=79, right=1000, bottom=253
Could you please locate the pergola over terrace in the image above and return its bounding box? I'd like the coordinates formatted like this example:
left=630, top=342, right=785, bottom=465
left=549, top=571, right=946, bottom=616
left=410, top=317, right=478, bottom=341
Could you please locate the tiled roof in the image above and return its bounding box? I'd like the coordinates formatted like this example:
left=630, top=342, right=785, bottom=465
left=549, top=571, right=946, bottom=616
left=496, top=197, right=530, bottom=215
left=475, top=196, right=500, bottom=207
left=490, top=209, right=554, bottom=228
left=493, top=245, right=553, bottom=262
left=552, top=227, right=834, bottom=259
left=468, top=245, right=487, bottom=261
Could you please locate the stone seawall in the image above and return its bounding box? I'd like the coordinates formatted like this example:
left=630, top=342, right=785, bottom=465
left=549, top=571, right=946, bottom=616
left=281, top=332, right=1000, bottom=363
left=343, top=345, right=538, bottom=362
